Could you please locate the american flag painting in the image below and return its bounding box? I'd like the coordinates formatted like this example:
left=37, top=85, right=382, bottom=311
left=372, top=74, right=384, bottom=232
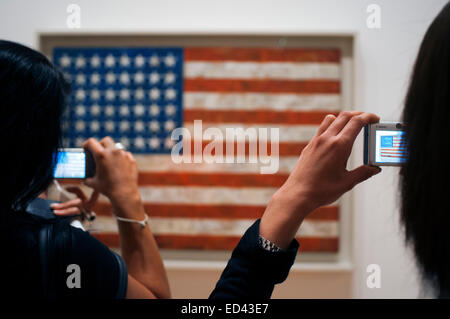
left=380, top=135, right=406, bottom=159
left=53, top=46, right=342, bottom=253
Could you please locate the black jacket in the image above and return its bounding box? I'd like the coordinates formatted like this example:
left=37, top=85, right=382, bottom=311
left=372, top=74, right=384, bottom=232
left=3, top=198, right=297, bottom=299
left=210, top=219, right=299, bottom=299
left=0, top=198, right=127, bottom=298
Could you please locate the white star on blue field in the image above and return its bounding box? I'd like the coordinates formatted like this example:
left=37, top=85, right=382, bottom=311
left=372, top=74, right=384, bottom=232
left=53, top=47, right=183, bottom=153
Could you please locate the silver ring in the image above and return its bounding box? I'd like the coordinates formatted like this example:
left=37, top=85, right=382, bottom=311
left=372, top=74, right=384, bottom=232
left=115, top=142, right=125, bottom=150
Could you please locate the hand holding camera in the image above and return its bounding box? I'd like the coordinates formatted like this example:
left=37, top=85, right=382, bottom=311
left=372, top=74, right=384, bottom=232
left=81, top=137, right=144, bottom=218
left=260, top=111, right=382, bottom=250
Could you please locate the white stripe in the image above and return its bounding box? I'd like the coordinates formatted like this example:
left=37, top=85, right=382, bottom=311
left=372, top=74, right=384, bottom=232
left=185, top=61, right=340, bottom=80
left=100, top=185, right=337, bottom=206
left=183, top=123, right=317, bottom=142
left=138, top=186, right=277, bottom=205
left=94, top=186, right=277, bottom=205
left=184, top=92, right=341, bottom=111
left=134, top=155, right=298, bottom=173
left=93, top=216, right=338, bottom=238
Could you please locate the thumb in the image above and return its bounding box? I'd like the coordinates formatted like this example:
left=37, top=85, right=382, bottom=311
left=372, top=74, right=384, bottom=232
left=346, top=165, right=381, bottom=190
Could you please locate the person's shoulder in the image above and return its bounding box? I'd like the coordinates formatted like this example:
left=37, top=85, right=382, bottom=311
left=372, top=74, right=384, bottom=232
left=67, top=224, right=128, bottom=298
left=67, top=223, right=121, bottom=265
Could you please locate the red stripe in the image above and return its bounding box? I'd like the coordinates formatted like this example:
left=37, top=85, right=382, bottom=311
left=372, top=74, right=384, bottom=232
left=184, top=109, right=338, bottom=125
left=93, top=203, right=339, bottom=220
left=137, top=172, right=289, bottom=187
left=380, top=151, right=404, bottom=153
left=184, top=140, right=306, bottom=156
left=380, top=153, right=404, bottom=155
left=91, top=233, right=338, bottom=252
left=184, top=79, right=340, bottom=94
left=184, top=48, right=340, bottom=63
left=298, top=237, right=339, bottom=252
left=380, top=155, right=404, bottom=158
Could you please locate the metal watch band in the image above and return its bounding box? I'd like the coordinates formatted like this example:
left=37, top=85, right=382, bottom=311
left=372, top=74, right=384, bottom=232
left=258, top=234, right=282, bottom=252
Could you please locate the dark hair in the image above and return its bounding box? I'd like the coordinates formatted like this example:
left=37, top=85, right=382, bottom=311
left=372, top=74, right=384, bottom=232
left=400, top=2, right=450, bottom=296
left=0, top=40, right=70, bottom=211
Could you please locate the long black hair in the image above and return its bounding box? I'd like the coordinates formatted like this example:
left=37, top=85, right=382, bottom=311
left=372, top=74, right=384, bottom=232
left=400, top=2, right=450, bottom=297
left=0, top=40, right=70, bottom=211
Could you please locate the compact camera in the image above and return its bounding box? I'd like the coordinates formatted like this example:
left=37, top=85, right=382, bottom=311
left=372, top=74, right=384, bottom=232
left=364, top=123, right=406, bottom=166
left=53, top=148, right=96, bottom=179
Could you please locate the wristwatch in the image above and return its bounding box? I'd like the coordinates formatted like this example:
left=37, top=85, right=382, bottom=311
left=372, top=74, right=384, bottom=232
left=258, top=235, right=282, bottom=252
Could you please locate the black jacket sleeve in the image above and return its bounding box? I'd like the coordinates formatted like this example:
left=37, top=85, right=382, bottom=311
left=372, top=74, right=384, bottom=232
left=209, top=219, right=299, bottom=299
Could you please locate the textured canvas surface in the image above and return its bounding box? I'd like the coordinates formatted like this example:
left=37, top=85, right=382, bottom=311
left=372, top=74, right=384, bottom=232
left=53, top=46, right=342, bottom=253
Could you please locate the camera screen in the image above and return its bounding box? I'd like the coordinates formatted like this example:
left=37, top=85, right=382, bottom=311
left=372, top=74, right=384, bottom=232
left=54, top=151, right=86, bottom=178
left=375, top=130, right=407, bottom=164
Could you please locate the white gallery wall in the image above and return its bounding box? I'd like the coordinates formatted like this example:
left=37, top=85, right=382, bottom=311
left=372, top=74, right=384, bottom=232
left=0, top=0, right=447, bottom=298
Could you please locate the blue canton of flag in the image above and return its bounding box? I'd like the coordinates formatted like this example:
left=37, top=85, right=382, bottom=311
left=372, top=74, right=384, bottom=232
left=53, top=47, right=183, bottom=153
left=380, top=136, right=393, bottom=148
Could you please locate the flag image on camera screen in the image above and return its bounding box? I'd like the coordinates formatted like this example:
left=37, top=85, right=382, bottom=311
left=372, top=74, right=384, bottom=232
left=54, top=151, right=86, bottom=178
left=375, top=130, right=406, bottom=164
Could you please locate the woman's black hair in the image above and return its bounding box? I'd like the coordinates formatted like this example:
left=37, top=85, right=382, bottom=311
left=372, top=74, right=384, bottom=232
left=400, top=2, right=450, bottom=296
left=0, top=40, right=70, bottom=211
